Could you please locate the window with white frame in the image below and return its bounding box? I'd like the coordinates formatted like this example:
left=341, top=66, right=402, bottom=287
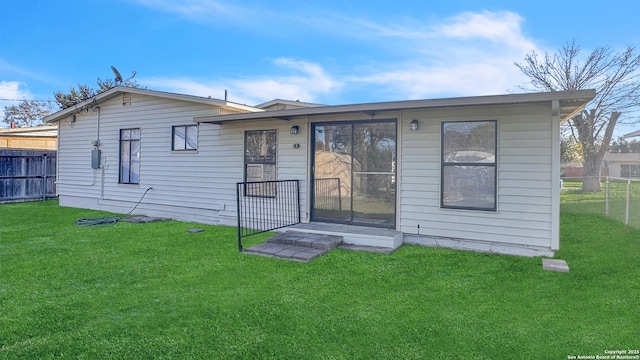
left=441, top=120, right=496, bottom=211
left=120, top=128, right=141, bottom=184
left=172, top=124, right=197, bottom=151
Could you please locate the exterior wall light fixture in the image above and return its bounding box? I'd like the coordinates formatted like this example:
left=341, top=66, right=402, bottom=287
left=290, top=125, right=299, bottom=134
left=410, top=119, right=419, bottom=131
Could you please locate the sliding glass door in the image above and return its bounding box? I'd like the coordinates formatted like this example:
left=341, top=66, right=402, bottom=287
left=311, top=120, right=396, bottom=228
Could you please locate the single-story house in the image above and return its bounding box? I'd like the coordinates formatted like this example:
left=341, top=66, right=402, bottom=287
left=603, top=129, right=640, bottom=178
left=603, top=152, right=640, bottom=178
left=0, top=125, right=58, bottom=150
left=44, top=86, right=595, bottom=257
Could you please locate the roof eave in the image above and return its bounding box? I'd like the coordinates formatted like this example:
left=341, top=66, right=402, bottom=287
left=43, top=86, right=262, bottom=123
left=255, top=98, right=325, bottom=109
left=195, top=90, right=596, bottom=124
left=622, top=129, right=640, bottom=139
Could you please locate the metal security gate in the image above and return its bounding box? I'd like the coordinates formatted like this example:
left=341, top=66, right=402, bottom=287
left=236, top=180, right=300, bottom=251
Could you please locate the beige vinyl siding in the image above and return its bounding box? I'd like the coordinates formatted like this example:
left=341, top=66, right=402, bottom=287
left=276, top=121, right=308, bottom=221
left=57, top=92, right=560, bottom=251
left=218, top=120, right=308, bottom=226
left=58, top=94, right=308, bottom=226
left=58, top=94, right=237, bottom=224
left=399, top=103, right=554, bottom=248
left=57, top=112, right=101, bottom=198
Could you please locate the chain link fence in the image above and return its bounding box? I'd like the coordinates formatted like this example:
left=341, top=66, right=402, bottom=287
left=561, top=176, right=640, bottom=228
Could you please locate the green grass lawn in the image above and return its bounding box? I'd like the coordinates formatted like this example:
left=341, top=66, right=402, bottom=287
left=562, top=178, right=640, bottom=228
left=1, top=201, right=639, bottom=359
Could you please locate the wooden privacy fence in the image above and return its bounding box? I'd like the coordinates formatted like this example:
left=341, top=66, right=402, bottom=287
left=0, top=150, right=57, bottom=203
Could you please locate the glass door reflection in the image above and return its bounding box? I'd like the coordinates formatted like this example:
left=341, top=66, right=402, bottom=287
left=311, top=121, right=396, bottom=228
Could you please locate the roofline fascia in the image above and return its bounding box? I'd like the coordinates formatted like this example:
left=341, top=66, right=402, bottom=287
left=195, top=90, right=596, bottom=124
left=44, top=86, right=262, bottom=123
left=622, top=129, right=640, bottom=139
left=255, top=98, right=324, bottom=109
left=559, top=106, right=587, bottom=125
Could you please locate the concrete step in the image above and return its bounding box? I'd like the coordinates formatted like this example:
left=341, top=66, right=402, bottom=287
left=243, top=231, right=343, bottom=262
left=244, top=242, right=328, bottom=262
left=284, top=222, right=403, bottom=249
left=267, top=231, right=343, bottom=249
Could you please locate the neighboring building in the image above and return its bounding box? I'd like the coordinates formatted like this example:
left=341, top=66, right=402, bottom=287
left=601, top=129, right=640, bottom=178
left=0, top=125, right=58, bottom=150
left=44, top=86, right=594, bottom=257
left=603, top=152, right=640, bottom=178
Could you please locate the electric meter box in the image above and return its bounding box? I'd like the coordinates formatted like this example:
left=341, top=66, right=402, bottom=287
left=91, top=149, right=101, bottom=169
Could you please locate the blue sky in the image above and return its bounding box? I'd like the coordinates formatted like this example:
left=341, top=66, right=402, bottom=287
left=2, top=0, right=640, bottom=134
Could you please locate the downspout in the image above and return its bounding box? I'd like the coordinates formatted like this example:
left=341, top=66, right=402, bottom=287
left=55, top=122, right=61, bottom=196
left=551, top=99, right=561, bottom=251
left=95, top=106, right=105, bottom=200
left=304, top=115, right=311, bottom=222
left=100, top=165, right=106, bottom=200
left=95, top=106, right=101, bottom=146
left=397, top=110, right=403, bottom=232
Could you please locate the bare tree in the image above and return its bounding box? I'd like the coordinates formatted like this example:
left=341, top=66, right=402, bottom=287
left=516, top=40, right=640, bottom=191
left=2, top=100, right=54, bottom=127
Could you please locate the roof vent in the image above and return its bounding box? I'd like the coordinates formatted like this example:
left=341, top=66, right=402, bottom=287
left=122, top=93, right=132, bottom=106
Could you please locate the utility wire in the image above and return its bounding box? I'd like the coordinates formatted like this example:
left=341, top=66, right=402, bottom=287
left=0, top=98, right=55, bottom=102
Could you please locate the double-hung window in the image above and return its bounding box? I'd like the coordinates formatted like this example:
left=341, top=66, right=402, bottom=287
left=120, top=128, right=141, bottom=184
left=441, top=120, right=496, bottom=211
left=172, top=124, right=197, bottom=151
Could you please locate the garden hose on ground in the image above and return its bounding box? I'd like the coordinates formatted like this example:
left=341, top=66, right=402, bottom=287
left=74, top=217, right=121, bottom=226
left=74, top=187, right=153, bottom=226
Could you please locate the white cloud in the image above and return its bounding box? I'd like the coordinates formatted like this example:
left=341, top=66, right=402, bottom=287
left=0, top=81, right=32, bottom=126
left=346, top=11, right=538, bottom=99
left=232, top=59, right=341, bottom=103
left=127, top=0, right=261, bottom=24
left=438, top=11, right=533, bottom=48
left=140, top=10, right=539, bottom=103
left=143, top=78, right=224, bottom=98
left=353, top=62, right=526, bottom=100
left=145, top=58, right=342, bottom=105
left=0, top=81, right=28, bottom=99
